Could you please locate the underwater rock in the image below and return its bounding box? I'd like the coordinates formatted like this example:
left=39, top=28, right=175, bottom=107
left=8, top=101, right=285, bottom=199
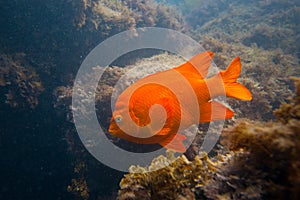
left=206, top=77, right=300, bottom=200
left=180, top=0, right=229, bottom=28
left=242, top=23, right=295, bottom=50
left=199, top=36, right=299, bottom=121
left=117, top=77, right=300, bottom=200
left=67, top=161, right=90, bottom=200
left=55, top=47, right=299, bottom=199
left=67, top=177, right=89, bottom=200
left=55, top=53, right=187, bottom=199
left=193, top=0, right=300, bottom=60
left=1, top=0, right=186, bottom=89
left=54, top=52, right=188, bottom=155
left=54, top=53, right=185, bottom=126
left=71, top=0, right=185, bottom=32
left=0, top=53, right=44, bottom=109
left=118, top=151, right=216, bottom=200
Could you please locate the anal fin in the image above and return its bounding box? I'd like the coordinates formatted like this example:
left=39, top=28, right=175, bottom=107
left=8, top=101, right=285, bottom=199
left=199, top=101, right=234, bottom=123
left=159, top=133, right=187, bottom=153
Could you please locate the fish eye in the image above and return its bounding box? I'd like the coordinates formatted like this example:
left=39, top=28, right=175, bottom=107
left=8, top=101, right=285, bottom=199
left=115, top=115, right=122, bottom=123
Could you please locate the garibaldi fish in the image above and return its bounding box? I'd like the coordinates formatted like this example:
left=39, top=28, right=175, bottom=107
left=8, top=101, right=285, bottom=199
left=109, top=51, right=252, bottom=152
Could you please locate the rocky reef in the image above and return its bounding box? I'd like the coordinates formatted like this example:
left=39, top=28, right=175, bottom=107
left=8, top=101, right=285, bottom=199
left=184, top=0, right=300, bottom=59
left=117, top=77, right=300, bottom=200
left=174, top=0, right=300, bottom=122
left=199, top=36, right=299, bottom=121
left=54, top=47, right=299, bottom=198
left=0, top=53, right=44, bottom=108
left=67, top=162, right=90, bottom=200
left=206, top=77, right=300, bottom=199
left=1, top=0, right=300, bottom=199
left=186, top=0, right=300, bottom=121
left=72, top=0, right=185, bottom=31
left=118, top=151, right=216, bottom=200
left=54, top=53, right=186, bottom=149
left=0, top=0, right=186, bottom=198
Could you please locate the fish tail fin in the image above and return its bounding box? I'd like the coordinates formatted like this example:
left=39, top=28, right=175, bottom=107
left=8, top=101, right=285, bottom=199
left=220, top=57, right=252, bottom=100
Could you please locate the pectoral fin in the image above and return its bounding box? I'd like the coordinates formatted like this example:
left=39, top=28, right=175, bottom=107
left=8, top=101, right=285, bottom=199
left=159, top=133, right=187, bottom=153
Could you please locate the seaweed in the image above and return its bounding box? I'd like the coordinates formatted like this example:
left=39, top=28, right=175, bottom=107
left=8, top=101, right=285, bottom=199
left=206, top=77, right=300, bottom=200
left=180, top=0, right=229, bottom=28
left=56, top=46, right=299, bottom=198
left=2, top=0, right=298, bottom=198
left=190, top=0, right=300, bottom=121
left=0, top=53, right=44, bottom=108
left=117, top=77, right=300, bottom=200
left=67, top=162, right=89, bottom=200
left=70, top=0, right=185, bottom=34
left=199, top=36, right=299, bottom=121
left=118, top=151, right=217, bottom=200
left=54, top=45, right=300, bottom=199
left=192, top=0, right=300, bottom=60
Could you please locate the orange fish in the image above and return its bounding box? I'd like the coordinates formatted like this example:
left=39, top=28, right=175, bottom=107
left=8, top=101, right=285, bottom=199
left=108, top=51, right=252, bottom=152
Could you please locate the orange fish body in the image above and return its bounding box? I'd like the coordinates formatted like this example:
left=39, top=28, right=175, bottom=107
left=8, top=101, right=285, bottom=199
left=109, top=52, right=252, bottom=152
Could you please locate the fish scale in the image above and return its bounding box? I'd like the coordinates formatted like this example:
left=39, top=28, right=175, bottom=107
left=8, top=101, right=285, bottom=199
left=109, top=51, right=252, bottom=152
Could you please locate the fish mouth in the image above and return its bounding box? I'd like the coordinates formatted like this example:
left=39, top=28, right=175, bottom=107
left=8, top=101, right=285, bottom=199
left=108, top=127, right=114, bottom=133
left=108, top=126, right=118, bottom=135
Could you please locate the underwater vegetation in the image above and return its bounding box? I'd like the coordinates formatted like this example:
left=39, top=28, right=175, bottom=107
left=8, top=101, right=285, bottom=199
left=1, top=0, right=185, bottom=198
left=179, top=0, right=229, bottom=28
left=67, top=162, right=90, bottom=200
left=54, top=53, right=186, bottom=146
left=0, top=53, right=44, bottom=108
left=118, top=151, right=216, bottom=200
left=191, top=0, right=300, bottom=60
left=1, top=0, right=185, bottom=85
left=188, top=0, right=300, bottom=121
left=117, top=77, right=300, bottom=200
left=71, top=0, right=185, bottom=33
left=54, top=44, right=299, bottom=198
left=1, top=0, right=299, bottom=199
left=199, top=36, right=299, bottom=121
left=207, top=77, right=300, bottom=200
left=152, top=0, right=300, bottom=122
left=57, top=49, right=300, bottom=199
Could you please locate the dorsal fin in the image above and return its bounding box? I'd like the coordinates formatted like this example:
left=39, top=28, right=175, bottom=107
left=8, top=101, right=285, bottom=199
left=174, top=51, right=213, bottom=79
